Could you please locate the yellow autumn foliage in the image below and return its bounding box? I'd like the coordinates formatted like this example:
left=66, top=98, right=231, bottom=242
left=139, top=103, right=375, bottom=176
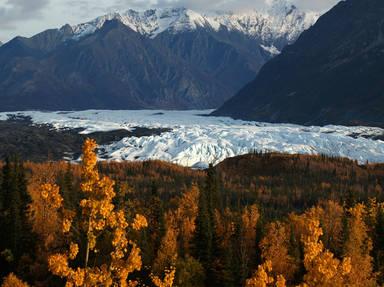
left=151, top=266, right=176, bottom=287
left=300, top=218, right=351, bottom=287
left=260, top=221, right=297, bottom=281
left=46, top=138, right=148, bottom=287
left=1, top=273, right=29, bottom=287
left=245, top=260, right=286, bottom=287
left=343, top=203, right=376, bottom=286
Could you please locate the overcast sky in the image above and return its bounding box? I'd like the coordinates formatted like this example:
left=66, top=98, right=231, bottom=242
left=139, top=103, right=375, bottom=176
left=0, top=0, right=340, bottom=43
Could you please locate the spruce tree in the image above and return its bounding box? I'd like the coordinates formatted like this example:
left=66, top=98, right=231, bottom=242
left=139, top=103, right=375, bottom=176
left=0, top=156, right=32, bottom=270
left=194, top=164, right=224, bottom=286
left=194, top=179, right=212, bottom=266
left=375, top=207, right=384, bottom=284
left=62, top=162, right=75, bottom=209
left=146, top=182, right=165, bottom=264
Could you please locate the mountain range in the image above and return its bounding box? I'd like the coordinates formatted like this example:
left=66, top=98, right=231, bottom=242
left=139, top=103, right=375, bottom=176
left=213, top=0, right=384, bottom=127
left=0, top=2, right=318, bottom=111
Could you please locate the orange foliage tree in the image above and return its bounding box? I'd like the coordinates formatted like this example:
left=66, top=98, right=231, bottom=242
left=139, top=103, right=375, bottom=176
left=45, top=139, right=148, bottom=286
left=165, top=185, right=199, bottom=256
left=343, top=203, right=376, bottom=286
left=152, top=225, right=178, bottom=278
left=245, top=260, right=286, bottom=287
left=299, top=218, right=351, bottom=287
left=240, top=204, right=260, bottom=280
left=29, top=183, right=68, bottom=250
left=259, top=221, right=297, bottom=281
left=1, top=273, right=29, bottom=287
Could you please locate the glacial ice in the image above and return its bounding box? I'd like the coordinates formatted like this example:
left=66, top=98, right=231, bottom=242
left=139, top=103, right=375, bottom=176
left=1, top=110, right=383, bottom=168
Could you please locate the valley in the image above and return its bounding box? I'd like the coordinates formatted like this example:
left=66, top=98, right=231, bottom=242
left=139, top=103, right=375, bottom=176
left=1, top=1, right=384, bottom=286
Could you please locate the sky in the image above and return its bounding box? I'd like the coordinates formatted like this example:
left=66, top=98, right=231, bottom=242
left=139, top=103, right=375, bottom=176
left=0, top=0, right=340, bottom=43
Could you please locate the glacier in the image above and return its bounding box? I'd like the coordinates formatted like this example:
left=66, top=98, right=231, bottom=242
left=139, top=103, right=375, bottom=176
left=1, top=110, right=383, bottom=168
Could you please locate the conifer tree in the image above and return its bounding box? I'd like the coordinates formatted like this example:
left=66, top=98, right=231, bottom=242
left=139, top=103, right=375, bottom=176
left=194, top=164, right=221, bottom=285
left=145, top=182, right=164, bottom=265
left=375, top=205, right=384, bottom=284
left=61, top=161, right=75, bottom=209
left=194, top=178, right=212, bottom=269
left=0, top=156, right=32, bottom=274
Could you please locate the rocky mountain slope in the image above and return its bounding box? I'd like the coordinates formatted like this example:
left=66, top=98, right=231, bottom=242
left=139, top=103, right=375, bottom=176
left=0, top=2, right=318, bottom=111
left=213, top=0, right=384, bottom=127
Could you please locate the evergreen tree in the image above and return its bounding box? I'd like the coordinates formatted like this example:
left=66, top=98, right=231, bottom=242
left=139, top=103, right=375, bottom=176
left=194, top=177, right=212, bottom=268
left=0, top=156, right=32, bottom=277
left=62, top=162, right=75, bottom=209
left=194, top=164, right=223, bottom=286
left=375, top=207, right=384, bottom=284
left=145, top=182, right=165, bottom=265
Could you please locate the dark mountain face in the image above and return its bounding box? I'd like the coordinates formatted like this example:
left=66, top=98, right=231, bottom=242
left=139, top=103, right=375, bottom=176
left=0, top=19, right=272, bottom=111
left=213, top=0, right=384, bottom=127
left=154, top=29, right=269, bottom=95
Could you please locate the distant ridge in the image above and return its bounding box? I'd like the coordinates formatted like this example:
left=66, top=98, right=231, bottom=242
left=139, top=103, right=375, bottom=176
left=0, top=1, right=318, bottom=111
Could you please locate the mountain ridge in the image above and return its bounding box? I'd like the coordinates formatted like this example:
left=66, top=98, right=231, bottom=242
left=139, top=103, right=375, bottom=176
left=213, top=0, right=384, bottom=127
left=67, top=5, right=318, bottom=52
left=0, top=2, right=319, bottom=111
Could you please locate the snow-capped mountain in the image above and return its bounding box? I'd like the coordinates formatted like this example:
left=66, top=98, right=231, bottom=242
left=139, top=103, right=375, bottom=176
left=69, top=3, right=319, bottom=53
left=0, top=1, right=319, bottom=112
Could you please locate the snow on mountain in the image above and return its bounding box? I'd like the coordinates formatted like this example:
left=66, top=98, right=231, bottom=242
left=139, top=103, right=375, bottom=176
left=1, top=110, right=383, bottom=168
left=69, top=1, right=319, bottom=47
left=260, top=44, right=281, bottom=55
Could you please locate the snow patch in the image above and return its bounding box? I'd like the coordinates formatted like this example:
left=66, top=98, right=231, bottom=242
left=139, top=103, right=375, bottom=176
left=260, top=44, right=280, bottom=55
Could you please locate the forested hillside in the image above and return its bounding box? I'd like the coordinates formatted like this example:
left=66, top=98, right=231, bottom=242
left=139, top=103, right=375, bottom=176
left=1, top=141, right=384, bottom=286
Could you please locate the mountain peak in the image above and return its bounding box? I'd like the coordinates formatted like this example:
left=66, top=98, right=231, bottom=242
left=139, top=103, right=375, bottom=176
left=0, top=2, right=322, bottom=112
left=68, top=6, right=319, bottom=43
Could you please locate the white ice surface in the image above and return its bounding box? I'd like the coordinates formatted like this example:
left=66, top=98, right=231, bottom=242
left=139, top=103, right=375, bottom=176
left=1, top=110, right=383, bottom=168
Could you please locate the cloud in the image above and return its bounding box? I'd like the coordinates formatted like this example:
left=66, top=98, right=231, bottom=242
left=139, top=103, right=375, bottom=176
left=115, top=0, right=265, bottom=11
left=114, top=0, right=339, bottom=12
left=0, top=0, right=50, bottom=29
left=294, top=0, right=339, bottom=11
